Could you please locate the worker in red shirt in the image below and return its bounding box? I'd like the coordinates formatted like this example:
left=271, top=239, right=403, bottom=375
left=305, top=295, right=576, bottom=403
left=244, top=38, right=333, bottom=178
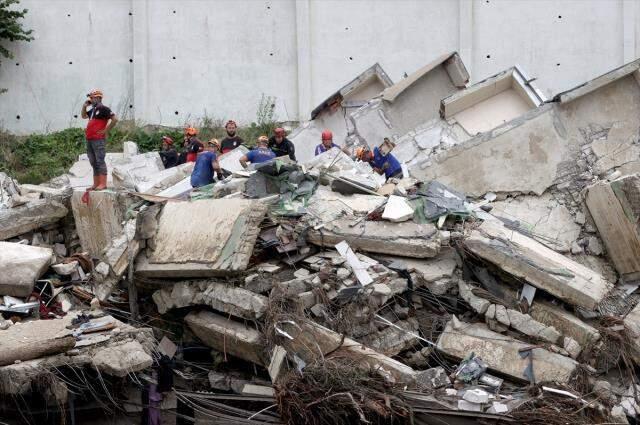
left=80, top=89, right=118, bottom=190
left=183, top=127, right=203, bottom=162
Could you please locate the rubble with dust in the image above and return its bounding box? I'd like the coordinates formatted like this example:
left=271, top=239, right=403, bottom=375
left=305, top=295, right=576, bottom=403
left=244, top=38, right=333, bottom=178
left=3, top=54, right=640, bottom=425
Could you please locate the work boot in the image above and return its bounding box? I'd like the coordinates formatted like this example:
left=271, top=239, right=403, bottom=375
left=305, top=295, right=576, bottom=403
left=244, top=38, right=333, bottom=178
left=94, top=174, right=107, bottom=190
left=89, top=175, right=99, bottom=190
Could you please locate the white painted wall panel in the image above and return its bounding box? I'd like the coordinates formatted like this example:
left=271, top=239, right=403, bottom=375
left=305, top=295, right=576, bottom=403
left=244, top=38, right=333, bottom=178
left=0, top=0, right=637, bottom=134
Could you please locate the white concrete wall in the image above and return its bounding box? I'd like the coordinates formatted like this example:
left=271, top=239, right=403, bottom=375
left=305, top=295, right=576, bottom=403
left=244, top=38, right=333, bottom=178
left=0, top=0, right=638, bottom=134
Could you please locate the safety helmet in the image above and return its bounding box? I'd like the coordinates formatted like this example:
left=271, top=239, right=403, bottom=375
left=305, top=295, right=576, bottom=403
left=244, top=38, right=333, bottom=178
left=274, top=127, right=285, bottom=136
left=185, top=127, right=198, bottom=136
left=321, top=130, right=333, bottom=141
left=161, top=136, right=174, bottom=145
left=355, top=147, right=366, bottom=160
left=208, top=139, right=220, bottom=149
left=88, top=89, right=103, bottom=98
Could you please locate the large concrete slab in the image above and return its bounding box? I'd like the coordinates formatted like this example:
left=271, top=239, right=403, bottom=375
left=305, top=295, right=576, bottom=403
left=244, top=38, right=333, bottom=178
left=307, top=218, right=440, bottom=258
left=68, top=153, right=127, bottom=189
left=136, top=198, right=267, bottom=277
left=71, top=190, right=127, bottom=259
left=0, top=199, right=68, bottom=241
left=412, top=105, right=567, bottom=197
left=0, top=242, right=53, bottom=297
left=136, top=162, right=194, bottom=194
left=491, top=193, right=581, bottom=253
left=153, top=280, right=268, bottom=320
left=277, top=319, right=416, bottom=384
left=437, top=319, right=578, bottom=383
left=185, top=310, right=265, bottom=366
left=463, top=220, right=612, bottom=310
left=529, top=301, right=600, bottom=347
left=623, top=302, right=640, bottom=364
left=585, top=176, right=640, bottom=281
left=112, top=152, right=165, bottom=191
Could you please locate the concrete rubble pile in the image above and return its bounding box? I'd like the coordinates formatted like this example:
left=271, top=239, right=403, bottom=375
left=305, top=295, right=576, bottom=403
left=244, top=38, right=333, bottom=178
left=3, top=55, right=640, bottom=425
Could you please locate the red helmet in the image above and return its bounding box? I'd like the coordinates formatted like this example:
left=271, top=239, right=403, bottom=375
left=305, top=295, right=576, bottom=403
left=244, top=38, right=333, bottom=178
left=321, top=130, right=333, bottom=141
left=274, top=127, right=285, bottom=136
left=161, top=136, right=174, bottom=145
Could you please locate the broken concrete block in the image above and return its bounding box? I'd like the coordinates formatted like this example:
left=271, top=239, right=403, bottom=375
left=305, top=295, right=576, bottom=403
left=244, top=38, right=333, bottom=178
left=537, top=326, right=562, bottom=344
left=458, top=280, right=490, bottom=314
left=382, top=195, right=414, bottom=222
left=91, top=340, right=153, bottom=377
left=71, top=190, right=127, bottom=259
left=136, top=162, right=195, bottom=194
left=437, top=320, right=578, bottom=383
left=0, top=242, right=53, bottom=296
left=491, top=194, right=581, bottom=252
left=563, top=337, right=582, bottom=359
left=415, top=366, right=450, bottom=390
left=111, top=152, right=165, bottom=191
left=493, top=305, right=510, bottom=327
left=153, top=280, right=268, bottom=320
left=268, top=345, right=287, bottom=383
left=52, top=261, right=78, bottom=276
left=586, top=236, right=603, bottom=256
left=359, top=318, right=419, bottom=356
left=585, top=176, right=640, bottom=281
left=485, top=304, right=496, bottom=321
left=0, top=199, right=68, bottom=241
left=463, top=388, right=489, bottom=404
left=570, top=240, right=583, bottom=255
left=457, top=399, right=482, bottom=412
left=506, top=309, right=546, bottom=338
left=463, top=220, right=612, bottom=310
left=185, top=310, right=265, bottom=366
left=529, top=301, right=600, bottom=347
left=307, top=219, right=440, bottom=258
left=0, top=315, right=77, bottom=366
left=277, top=319, right=416, bottom=384
left=136, top=199, right=267, bottom=277
left=623, top=301, right=640, bottom=364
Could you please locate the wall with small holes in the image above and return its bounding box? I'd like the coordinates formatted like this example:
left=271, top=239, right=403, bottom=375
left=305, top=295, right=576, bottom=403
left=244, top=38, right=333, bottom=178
left=0, top=0, right=638, bottom=135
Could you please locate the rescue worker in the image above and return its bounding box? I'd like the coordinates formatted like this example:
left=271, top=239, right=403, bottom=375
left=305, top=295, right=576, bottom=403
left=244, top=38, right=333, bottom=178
left=268, top=127, right=296, bottom=160
left=239, top=136, right=276, bottom=168
left=159, top=136, right=178, bottom=169
left=314, top=130, right=340, bottom=156
left=80, top=89, right=118, bottom=191
left=220, top=120, right=244, bottom=154
left=356, top=138, right=403, bottom=180
left=183, top=127, right=203, bottom=163
left=190, top=139, right=223, bottom=188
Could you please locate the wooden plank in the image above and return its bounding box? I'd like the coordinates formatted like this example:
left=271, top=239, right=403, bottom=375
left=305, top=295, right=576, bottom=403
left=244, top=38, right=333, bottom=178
left=585, top=181, right=640, bottom=279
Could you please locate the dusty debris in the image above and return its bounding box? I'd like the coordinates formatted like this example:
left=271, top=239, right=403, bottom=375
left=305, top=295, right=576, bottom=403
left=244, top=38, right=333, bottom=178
left=0, top=242, right=53, bottom=296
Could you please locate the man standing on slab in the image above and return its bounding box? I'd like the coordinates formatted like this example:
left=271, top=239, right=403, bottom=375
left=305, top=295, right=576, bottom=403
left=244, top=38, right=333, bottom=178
left=80, top=89, right=118, bottom=191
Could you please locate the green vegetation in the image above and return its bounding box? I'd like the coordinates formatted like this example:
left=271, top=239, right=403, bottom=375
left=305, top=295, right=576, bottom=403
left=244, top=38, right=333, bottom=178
left=1, top=0, right=34, bottom=94
left=0, top=96, right=285, bottom=184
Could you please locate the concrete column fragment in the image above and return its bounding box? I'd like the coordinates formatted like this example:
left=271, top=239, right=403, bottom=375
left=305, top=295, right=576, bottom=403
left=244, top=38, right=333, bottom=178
left=185, top=310, right=265, bottom=366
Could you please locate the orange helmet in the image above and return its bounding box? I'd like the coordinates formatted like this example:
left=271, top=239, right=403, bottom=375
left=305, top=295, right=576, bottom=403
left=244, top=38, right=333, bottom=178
left=88, top=89, right=103, bottom=98
left=356, top=147, right=371, bottom=161
left=185, top=127, right=197, bottom=136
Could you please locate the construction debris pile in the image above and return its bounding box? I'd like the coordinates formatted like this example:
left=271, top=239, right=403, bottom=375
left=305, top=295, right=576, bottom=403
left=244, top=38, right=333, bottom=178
left=3, top=52, right=640, bottom=425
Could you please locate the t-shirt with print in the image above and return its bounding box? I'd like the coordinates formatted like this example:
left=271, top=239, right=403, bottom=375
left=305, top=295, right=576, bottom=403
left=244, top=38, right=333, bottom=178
left=85, top=104, right=114, bottom=140
left=246, top=147, right=276, bottom=164
left=220, top=136, right=244, bottom=154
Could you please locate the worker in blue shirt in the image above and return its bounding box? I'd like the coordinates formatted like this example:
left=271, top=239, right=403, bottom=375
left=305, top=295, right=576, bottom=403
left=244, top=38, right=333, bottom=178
left=240, top=136, right=276, bottom=168
left=190, top=139, right=223, bottom=188
left=356, top=138, right=403, bottom=180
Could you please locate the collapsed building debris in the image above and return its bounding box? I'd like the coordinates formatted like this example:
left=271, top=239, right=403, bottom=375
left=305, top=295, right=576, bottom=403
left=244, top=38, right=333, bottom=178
left=5, top=54, right=640, bottom=425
